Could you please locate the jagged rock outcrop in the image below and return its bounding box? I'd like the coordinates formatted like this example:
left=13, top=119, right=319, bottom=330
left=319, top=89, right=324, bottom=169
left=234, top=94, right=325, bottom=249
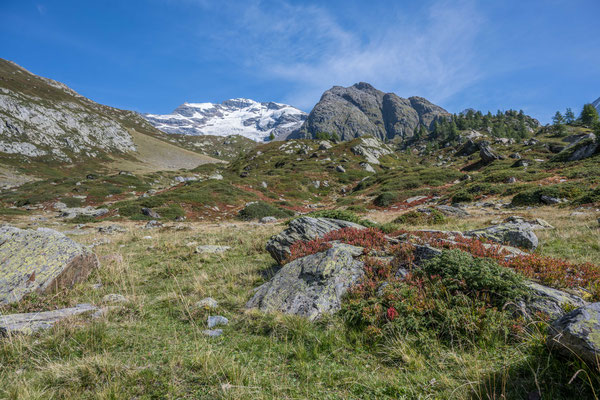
left=296, top=82, right=449, bottom=142
left=0, top=304, right=97, bottom=335
left=246, top=244, right=365, bottom=320
left=479, top=141, right=502, bottom=163
left=548, top=302, right=600, bottom=366
left=266, top=217, right=366, bottom=264
left=0, top=225, right=98, bottom=304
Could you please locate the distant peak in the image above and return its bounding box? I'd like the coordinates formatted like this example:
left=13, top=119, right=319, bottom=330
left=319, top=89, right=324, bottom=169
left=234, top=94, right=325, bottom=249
left=352, top=82, right=376, bottom=91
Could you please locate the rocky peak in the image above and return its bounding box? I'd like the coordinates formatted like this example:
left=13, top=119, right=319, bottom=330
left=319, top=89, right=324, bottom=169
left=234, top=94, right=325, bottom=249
left=296, top=82, right=449, bottom=142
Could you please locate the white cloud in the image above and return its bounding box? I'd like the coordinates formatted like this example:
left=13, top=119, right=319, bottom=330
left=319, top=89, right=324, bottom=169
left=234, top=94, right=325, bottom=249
left=222, top=0, right=485, bottom=109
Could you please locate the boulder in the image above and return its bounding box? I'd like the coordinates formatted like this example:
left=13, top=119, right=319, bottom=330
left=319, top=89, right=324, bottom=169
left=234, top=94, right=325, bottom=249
left=465, top=220, right=538, bottom=250
left=207, top=315, right=229, bottom=328
left=519, top=282, right=587, bottom=321
left=59, top=206, right=108, bottom=219
left=195, top=245, right=231, bottom=254
left=350, top=137, right=393, bottom=165
left=0, top=226, right=99, bottom=305
left=266, top=217, right=366, bottom=264
left=434, top=205, right=470, bottom=218
left=141, top=207, right=161, bottom=219
left=260, top=216, right=277, bottom=224
left=335, top=165, right=346, bottom=173
left=246, top=244, right=365, bottom=320
left=555, top=133, right=598, bottom=161
left=548, top=303, right=600, bottom=366
left=0, top=304, right=97, bottom=335
left=479, top=142, right=501, bottom=163
left=455, top=139, right=479, bottom=157
left=196, top=297, right=218, bottom=310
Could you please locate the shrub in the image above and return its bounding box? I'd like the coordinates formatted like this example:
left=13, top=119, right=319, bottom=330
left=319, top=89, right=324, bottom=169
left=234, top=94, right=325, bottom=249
left=451, top=191, right=473, bottom=203
left=238, top=201, right=294, bottom=221
left=374, top=192, right=397, bottom=207
left=393, top=209, right=446, bottom=225
left=422, top=250, right=527, bottom=307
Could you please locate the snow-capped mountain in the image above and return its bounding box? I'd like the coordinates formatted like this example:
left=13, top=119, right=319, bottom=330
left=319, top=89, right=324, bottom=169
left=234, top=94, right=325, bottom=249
left=143, top=99, right=307, bottom=142
left=593, top=96, right=600, bottom=113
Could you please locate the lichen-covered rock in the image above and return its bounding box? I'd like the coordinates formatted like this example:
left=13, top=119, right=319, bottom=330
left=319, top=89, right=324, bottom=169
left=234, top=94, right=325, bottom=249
left=548, top=302, right=600, bottom=366
left=434, top=205, right=470, bottom=218
left=246, top=244, right=364, bottom=320
left=0, top=226, right=99, bottom=304
left=0, top=303, right=97, bottom=335
left=59, top=206, right=109, bottom=220
left=350, top=137, right=393, bottom=165
left=195, top=245, right=231, bottom=254
left=465, top=220, right=538, bottom=250
left=554, top=133, right=598, bottom=162
left=479, top=142, right=502, bottom=163
left=519, top=282, right=587, bottom=321
left=266, top=217, right=366, bottom=264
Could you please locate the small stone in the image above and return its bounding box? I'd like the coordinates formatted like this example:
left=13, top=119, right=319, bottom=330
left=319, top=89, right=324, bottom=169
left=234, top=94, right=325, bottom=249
left=207, top=315, right=229, bottom=328
left=196, top=297, right=218, bottom=309
left=260, top=216, right=277, bottom=224
left=335, top=165, right=346, bottom=173
left=202, top=329, right=223, bottom=337
left=144, top=220, right=163, bottom=229
left=195, top=245, right=231, bottom=254
left=102, top=294, right=128, bottom=304
left=141, top=208, right=161, bottom=219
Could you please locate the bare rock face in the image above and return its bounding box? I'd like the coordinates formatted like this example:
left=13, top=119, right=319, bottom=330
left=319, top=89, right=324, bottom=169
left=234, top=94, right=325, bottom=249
left=266, top=217, right=366, bottom=264
left=246, top=244, right=365, bottom=320
left=296, top=82, right=449, bottom=142
left=0, top=226, right=99, bottom=304
left=554, top=133, right=598, bottom=162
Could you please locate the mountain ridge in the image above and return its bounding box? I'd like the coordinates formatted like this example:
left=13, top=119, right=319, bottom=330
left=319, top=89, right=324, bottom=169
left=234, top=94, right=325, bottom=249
left=143, top=98, right=307, bottom=142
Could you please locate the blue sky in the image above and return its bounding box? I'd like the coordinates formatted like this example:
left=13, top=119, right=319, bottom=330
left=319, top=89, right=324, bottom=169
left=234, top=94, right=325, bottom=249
left=1, top=0, right=599, bottom=123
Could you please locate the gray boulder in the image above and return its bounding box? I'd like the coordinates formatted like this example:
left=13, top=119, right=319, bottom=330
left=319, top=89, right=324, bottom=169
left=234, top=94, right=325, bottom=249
left=434, top=205, right=470, bottom=218
left=246, top=244, right=365, bottom=320
left=479, top=142, right=501, bottom=163
left=59, top=206, right=108, bottom=219
left=555, top=133, right=598, bottom=161
left=350, top=137, right=393, bottom=165
left=519, top=282, right=587, bottom=321
left=0, top=226, right=99, bottom=304
left=548, top=302, right=600, bottom=366
left=266, top=217, right=366, bottom=264
left=141, top=207, right=161, bottom=219
left=455, top=139, right=479, bottom=157
left=195, top=245, right=231, bottom=254
left=465, top=220, right=538, bottom=250
left=0, top=303, right=97, bottom=335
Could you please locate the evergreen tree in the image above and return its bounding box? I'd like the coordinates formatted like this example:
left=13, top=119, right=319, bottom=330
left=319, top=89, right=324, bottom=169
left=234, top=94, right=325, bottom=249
left=564, top=108, right=575, bottom=124
left=268, top=132, right=275, bottom=141
left=552, top=111, right=564, bottom=125
left=580, top=104, right=600, bottom=126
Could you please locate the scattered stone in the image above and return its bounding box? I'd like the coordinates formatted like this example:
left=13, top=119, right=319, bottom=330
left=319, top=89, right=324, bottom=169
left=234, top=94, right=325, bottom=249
left=142, top=236, right=153, bottom=240
left=144, top=220, right=163, bottom=229
left=102, top=293, right=128, bottom=304
left=261, top=181, right=268, bottom=189
left=455, top=139, right=479, bottom=157
left=196, top=297, right=218, bottom=310
left=505, top=176, right=517, bottom=184
left=141, top=208, right=161, bottom=219
left=246, top=244, right=364, bottom=320
left=318, top=140, right=333, bottom=150
left=209, top=173, right=224, bottom=180
left=260, top=216, right=277, bottom=224
left=350, top=137, right=393, bottom=165
left=503, top=216, right=554, bottom=230
left=97, top=224, right=126, bottom=234
left=0, top=226, right=98, bottom=305
left=0, top=304, right=97, bottom=335
left=266, top=217, right=366, bottom=264
left=195, top=245, right=231, bottom=254
left=548, top=302, right=600, bottom=366
left=512, top=159, right=530, bottom=168
left=53, top=201, right=67, bottom=210
left=405, top=195, right=428, bottom=204
left=202, top=329, right=223, bottom=337
left=207, top=315, right=229, bottom=328
left=335, top=165, right=346, bottom=173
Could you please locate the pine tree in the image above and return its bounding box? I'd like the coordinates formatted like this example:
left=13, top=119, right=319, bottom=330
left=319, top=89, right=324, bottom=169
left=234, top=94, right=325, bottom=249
left=552, top=111, right=564, bottom=125
left=268, top=132, right=275, bottom=141
left=564, top=108, right=575, bottom=124
left=580, top=104, right=600, bottom=126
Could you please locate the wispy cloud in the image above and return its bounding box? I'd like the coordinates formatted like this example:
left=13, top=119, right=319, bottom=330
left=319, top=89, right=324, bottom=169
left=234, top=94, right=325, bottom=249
left=213, top=0, right=485, bottom=109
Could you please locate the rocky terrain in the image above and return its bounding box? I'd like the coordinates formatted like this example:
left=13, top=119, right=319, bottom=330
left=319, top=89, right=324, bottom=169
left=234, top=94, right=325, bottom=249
left=296, top=82, right=450, bottom=142
left=594, top=96, right=600, bottom=113
left=144, top=99, right=307, bottom=141
left=1, top=62, right=600, bottom=399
